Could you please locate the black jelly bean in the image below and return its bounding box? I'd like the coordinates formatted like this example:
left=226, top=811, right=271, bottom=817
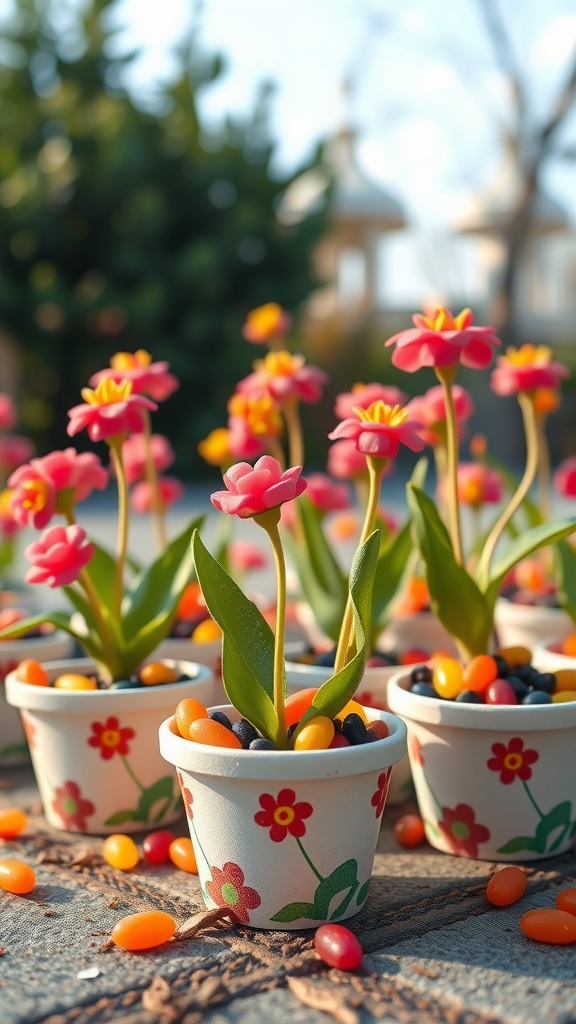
left=455, top=690, right=484, bottom=703
left=493, top=655, right=509, bottom=677
left=249, top=738, right=276, bottom=750
left=110, top=679, right=136, bottom=690
left=209, top=710, right=232, bottom=729
left=316, top=649, right=336, bottom=667
left=410, top=665, right=433, bottom=683
left=522, top=691, right=552, bottom=705
left=233, top=719, right=259, bottom=748
left=507, top=675, right=529, bottom=701
left=531, top=672, right=556, bottom=694
left=341, top=713, right=367, bottom=745
left=410, top=681, right=437, bottom=699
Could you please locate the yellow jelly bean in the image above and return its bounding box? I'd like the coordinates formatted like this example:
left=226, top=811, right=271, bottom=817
left=294, top=716, right=335, bottom=751
left=494, top=646, right=531, bottom=668
left=552, top=691, right=576, bottom=703
left=553, top=669, right=576, bottom=691
left=53, top=674, right=98, bottom=691
left=103, top=834, right=139, bottom=870
left=191, top=618, right=221, bottom=643
left=337, top=699, right=368, bottom=724
left=140, top=662, right=178, bottom=686
left=432, top=658, right=464, bottom=699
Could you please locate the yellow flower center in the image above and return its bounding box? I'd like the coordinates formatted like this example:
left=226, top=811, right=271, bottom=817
left=245, top=302, right=285, bottom=336
left=353, top=401, right=408, bottom=427
left=0, top=489, right=14, bottom=517
left=228, top=393, right=282, bottom=436
left=503, top=753, right=523, bottom=771
left=504, top=344, right=551, bottom=367
left=256, top=350, right=302, bottom=377
left=110, top=349, right=152, bottom=370
left=21, top=478, right=52, bottom=512
left=197, top=428, right=232, bottom=467
left=417, top=307, right=472, bottom=331
left=101, top=729, right=121, bottom=749
left=81, top=378, right=133, bottom=406
left=273, top=805, right=295, bottom=827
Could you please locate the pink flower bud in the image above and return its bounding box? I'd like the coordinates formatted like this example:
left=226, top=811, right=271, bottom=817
left=228, top=539, right=267, bottom=573
left=120, top=433, right=174, bottom=485
left=130, top=476, right=184, bottom=513
left=25, top=524, right=95, bottom=588
left=211, top=456, right=307, bottom=519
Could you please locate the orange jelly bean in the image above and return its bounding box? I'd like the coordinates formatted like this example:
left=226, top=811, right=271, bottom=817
left=494, top=646, right=531, bottom=669
left=556, top=888, right=576, bottom=916
left=0, top=858, right=36, bottom=894
left=520, top=908, right=576, bottom=944
left=432, top=658, right=464, bottom=699
left=293, top=716, right=335, bottom=751
left=111, top=910, right=176, bottom=950
left=15, top=659, right=49, bottom=687
left=560, top=634, right=576, bottom=657
left=102, top=834, right=139, bottom=871
left=191, top=618, right=221, bottom=643
left=463, top=655, right=498, bottom=693
left=188, top=718, right=242, bottom=748
left=284, top=688, right=319, bottom=728
left=486, top=866, right=527, bottom=906
left=53, top=673, right=98, bottom=691
left=0, top=808, right=28, bottom=839
left=175, top=698, right=208, bottom=738
left=140, top=662, right=178, bottom=686
left=552, top=669, right=576, bottom=692
left=169, top=837, right=197, bottom=873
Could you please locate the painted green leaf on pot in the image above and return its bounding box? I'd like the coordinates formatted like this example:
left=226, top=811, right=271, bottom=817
left=496, top=834, right=540, bottom=855
left=270, top=901, right=318, bottom=923
left=285, top=495, right=347, bottom=644
left=554, top=541, right=576, bottom=623
left=407, top=485, right=492, bottom=657
left=192, top=531, right=278, bottom=742
left=534, top=801, right=573, bottom=854
left=103, top=808, right=143, bottom=826
left=0, top=742, right=28, bottom=759
left=313, top=859, right=359, bottom=920
left=356, top=879, right=369, bottom=906
left=137, top=776, right=176, bottom=823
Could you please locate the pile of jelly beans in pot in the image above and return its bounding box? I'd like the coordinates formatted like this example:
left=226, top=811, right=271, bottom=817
left=13, top=658, right=198, bottom=691
left=408, top=647, right=576, bottom=705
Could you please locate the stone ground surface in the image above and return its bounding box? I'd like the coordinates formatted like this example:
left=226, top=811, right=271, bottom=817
left=1, top=767, right=575, bottom=1024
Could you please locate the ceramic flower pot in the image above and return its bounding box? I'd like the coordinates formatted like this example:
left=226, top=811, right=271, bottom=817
left=159, top=704, right=406, bottom=930
left=0, top=631, right=73, bottom=766
left=156, top=639, right=223, bottom=701
left=379, top=611, right=459, bottom=657
left=388, top=671, right=576, bottom=861
left=6, top=657, right=215, bottom=834
left=494, top=597, right=572, bottom=650
left=531, top=637, right=576, bottom=672
left=284, top=646, right=413, bottom=805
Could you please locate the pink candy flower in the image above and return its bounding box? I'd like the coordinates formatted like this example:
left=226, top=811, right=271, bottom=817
left=67, top=379, right=157, bottom=443
left=227, top=415, right=266, bottom=461
left=10, top=449, right=108, bottom=527
left=407, top=384, right=474, bottom=447
left=120, top=433, right=175, bottom=485
left=335, top=382, right=407, bottom=420
left=228, top=539, right=267, bottom=573
left=328, top=401, right=425, bottom=459
left=386, top=307, right=500, bottom=373
left=328, top=439, right=372, bottom=479
left=0, top=394, right=16, bottom=431
left=0, top=435, right=34, bottom=472
left=90, top=350, right=179, bottom=402
left=438, top=462, right=504, bottom=509
left=554, top=457, right=576, bottom=499
left=211, top=455, right=307, bottom=519
left=490, top=345, right=570, bottom=397
left=25, top=524, right=95, bottom=588
left=130, top=476, right=184, bottom=513
left=238, top=351, right=327, bottom=404
left=0, top=489, right=19, bottom=539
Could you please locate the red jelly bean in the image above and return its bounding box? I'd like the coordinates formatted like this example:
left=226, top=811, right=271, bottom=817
left=314, top=923, right=363, bottom=970
left=394, top=814, right=426, bottom=848
left=556, top=888, right=576, bottom=916
left=143, top=830, right=176, bottom=865
left=329, top=734, right=350, bottom=748
left=520, top=908, right=576, bottom=944
left=486, top=866, right=527, bottom=906
left=365, top=720, right=389, bottom=741
left=483, top=678, right=518, bottom=705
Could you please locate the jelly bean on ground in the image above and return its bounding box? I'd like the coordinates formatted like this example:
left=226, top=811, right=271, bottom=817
left=103, top=834, right=139, bottom=871
left=175, top=698, right=209, bottom=738
left=140, top=662, right=178, bottom=686
left=556, top=888, right=576, bottom=916
left=394, top=814, right=426, bottom=848
left=293, top=716, right=334, bottom=751
left=169, top=837, right=197, bottom=874
left=188, top=718, right=242, bottom=749
left=143, top=830, right=176, bottom=865
left=314, top=924, right=363, bottom=970
left=0, top=858, right=36, bottom=894
left=520, top=908, right=576, bottom=944
left=111, top=910, right=176, bottom=950
left=15, top=659, right=49, bottom=687
left=486, top=866, right=527, bottom=907
left=0, top=808, right=28, bottom=839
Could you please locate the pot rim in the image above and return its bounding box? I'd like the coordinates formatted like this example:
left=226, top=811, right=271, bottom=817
left=388, top=670, right=576, bottom=729
left=0, top=629, right=70, bottom=653
left=284, top=642, right=400, bottom=681
left=159, top=704, right=406, bottom=780
left=495, top=595, right=568, bottom=618
left=5, top=657, right=213, bottom=713
left=533, top=635, right=575, bottom=655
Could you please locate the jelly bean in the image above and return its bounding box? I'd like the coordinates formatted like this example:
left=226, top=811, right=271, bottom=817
left=463, top=654, right=498, bottom=692
left=188, top=718, right=242, bottom=749
left=315, top=649, right=336, bottom=667
left=191, top=618, right=221, bottom=643
left=0, top=808, right=28, bottom=839
left=432, top=658, right=464, bottom=699
left=15, top=659, right=49, bottom=687
left=232, top=719, right=259, bottom=748
left=314, top=923, right=363, bottom=970
left=551, top=691, right=576, bottom=703
left=483, top=679, right=518, bottom=705
left=103, top=834, right=139, bottom=871
left=341, top=713, right=367, bottom=745
left=175, top=698, right=208, bottom=738
left=143, top=830, right=176, bottom=865
left=329, top=733, right=350, bottom=748
left=293, top=716, right=335, bottom=751
left=169, top=837, right=197, bottom=873
left=111, top=910, right=176, bottom=951
left=486, top=866, right=527, bottom=906
left=520, top=908, right=576, bottom=944
left=552, top=668, right=576, bottom=691
left=531, top=672, right=555, bottom=694
left=167, top=716, right=181, bottom=736
left=394, top=814, right=426, bottom=848
left=522, top=691, right=552, bottom=705
left=410, top=665, right=433, bottom=683
left=249, top=738, right=276, bottom=750
left=208, top=710, right=232, bottom=729
left=337, top=698, right=368, bottom=724
left=140, top=662, right=178, bottom=686
left=0, top=858, right=35, bottom=894
left=176, top=582, right=205, bottom=621
left=455, top=690, right=484, bottom=703
left=556, top=888, right=576, bottom=916
left=494, top=646, right=531, bottom=668
left=560, top=634, right=576, bottom=657
left=53, top=673, right=98, bottom=691
left=410, top=681, right=437, bottom=699
left=284, top=688, right=319, bottom=728
left=398, top=647, right=430, bottom=666
left=365, top=720, right=389, bottom=741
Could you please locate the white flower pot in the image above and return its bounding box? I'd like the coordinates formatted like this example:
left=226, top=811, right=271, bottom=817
left=379, top=611, right=459, bottom=657
left=285, top=646, right=413, bottom=805
left=388, top=671, right=576, bottom=861
left=531, top=636, right=576, bottom=672
left=159, top=704, right=406, bottom=930
left=494, top=597, right=572, bottom=650
left=6, top=658, right=215, bottom=834
left=0, top=631, right=73, bottom=766
left=156, top=639, right=223, bottom=701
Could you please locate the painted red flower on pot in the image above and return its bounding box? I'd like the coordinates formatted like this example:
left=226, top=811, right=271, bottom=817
left=88, top=716, right=135, bottom=760
left=438, top=803, right=490, bottom=857
left=371, top=769, right=391, bottom=818
left=487, top=738, right=539, bottom=784
left=254, top=787, right=313, bottom=842
left=177, top=771, right=193, bottom=819
left=21, top=712, right=37, bottom=749
left=411, top=735, right=425, bottom=766
left=206, top=862, right=261, bottom=925
left=52, top=780, right=95, bottom=831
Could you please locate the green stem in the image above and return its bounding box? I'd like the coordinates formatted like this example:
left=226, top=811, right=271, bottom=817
left=478, top=393, right=539, bottom=588
left=109, top=439, right=129, bottom=621
left=282, top=398, right=304, bottom=470
left=334, top=456, right=385, bottom=674
left=433, top=442, right=448, bottom=525
left=122, top=756, right=145, bottom=793
left=535, top=413, right=551, bottom=525
left=435, top=367, right=463, bottom=565
left=142, top=409, right=167, bottom=553
left=191, top=819, right=212, bottom=872
left=296, top=837, right=324, bottom=882
left=522, top=780, right=545, bottom=820
left=77, top=568, right=117, bottom=679
left=256, top=509, right=287, bottom=749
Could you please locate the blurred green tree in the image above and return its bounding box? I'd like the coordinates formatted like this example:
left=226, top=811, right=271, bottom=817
left=0, top=0, right=328, bottom=474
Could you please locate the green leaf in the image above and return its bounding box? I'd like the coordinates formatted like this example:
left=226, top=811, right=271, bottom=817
left=192, top=531, right=278, bottom=741
left=103, top=808, right=142, bottom=826
left=0, top=611, right=86, bottom=644
left=270, top=901, right=318, bottom=923
left=534, top=801, right=573, bottom=854
left=496, top=835, right=540, bottom=855
left=554, top=541, right=576, bottom=624
left=284, top=495, right=347, bottom=643
left=136, top=776, right=176, bottom=823
left=297, top=531, right=380, bottom=729
left=83, top=542, right=119, bottom=615
left=485, top=453, right=542, bottom=528
left=371, top=518, right=414, bottom=637
left=312, top=859, right=359, bottom=919
left=485, top=517, right=576, bottom=606
left=407, top=485, right=493, bottom=657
